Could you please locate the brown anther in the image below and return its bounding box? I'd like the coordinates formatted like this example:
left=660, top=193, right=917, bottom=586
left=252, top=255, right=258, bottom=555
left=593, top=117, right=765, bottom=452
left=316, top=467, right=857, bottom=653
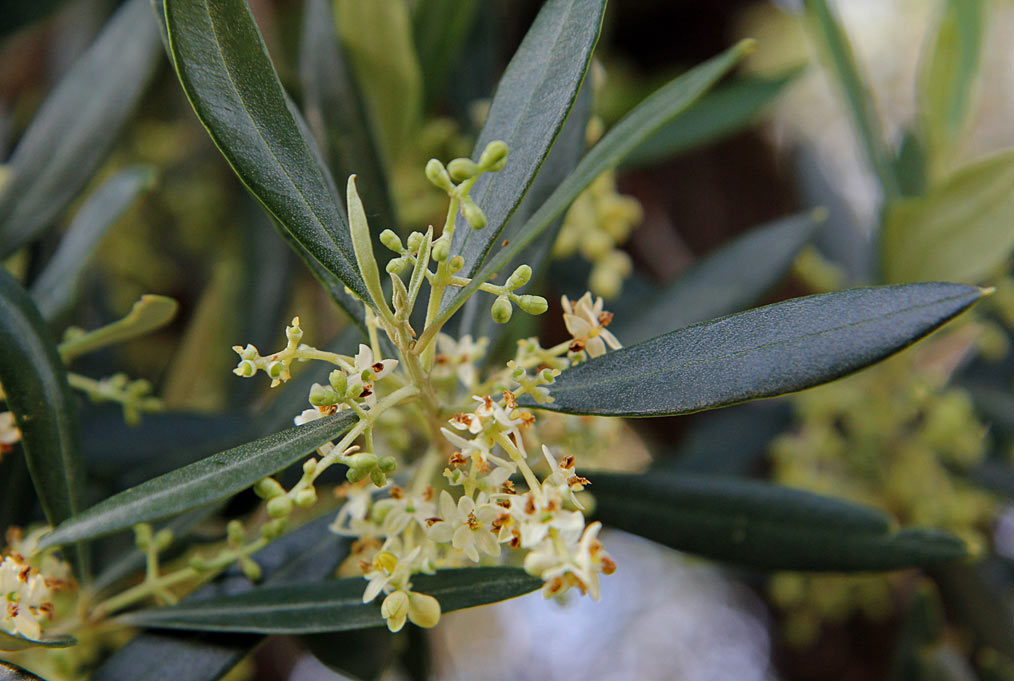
left=569, top=339, right=585, bottom=353
left=390, top=485, right=404, bottom=500
left=7, top=603, right=18, bottom=618
left=601, top=556, right=617, bottom=574
left=323, top=404, right=339, bottom=416
left=560, top=455, right=575, bottom=470
left=466, top=511, right=480, bottom=530
left=547, top=576, right=565, bottom=595
left=448, top=452, right=466, bottom=467
left=482, top=395, right=494, bottom=410
left=359, top=387, right=374, bottom=399
left=18, top=566, right=31, bottom=583
left=435, top=354, right=449, bottom=366
left=502, top=480, right=516, bottom=494
left=372, top=362, right=385, bottom=373
left=422, top=485, right=435, bottom=502
left=502, top=390, right=517, bottom=408
left=475, top=457, right=491, bottom=474
left=502, top=240, right=509, bottom=247
left=567, top=475, right=590, bottom=488
left=38, top=602, right=54, bottom=619
left=509, top=528, right=522, bottom=548
left=358, top=560, right=372, bottom=574
left=491, top=514, right=509, bottom=530
left=425, top=517, right=443, bottom=527
left=496, top=498, right=511, bottom=508
left=520, top=412, right=536, bottom=427
left=546, top=497, right=560, bottom=512
left=598, top=310, right=614, bottom=327
left=525, top=496, right=537, bottom=514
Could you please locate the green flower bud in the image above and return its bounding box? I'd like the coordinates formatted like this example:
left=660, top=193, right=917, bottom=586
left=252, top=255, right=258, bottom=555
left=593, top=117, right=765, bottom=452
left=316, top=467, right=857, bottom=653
left=267, top=495, right=293, bottom=518
left=379, top=229, right=403, bottom=252
left=227, top=519, right=245, bottom=545
left=425, top=158, right=454, bottom=192
left=491, top=295, right=513, bottom=324
left=154, top=529, right=173, bottom=551
left=506, top=264, right=532, bottom=290
left=432, top=238, right=450, bottom=262
left=134, top=523, right=153, bottom=550
left=303, top=457, right=318, bottom=475
left=406, top=231, right=423, bottom=251
left=253, top=477, right=285, bottom=499
left=309, top=383, right=339, bottom=407
left=447, top=158, right=480, bottom=182
left=328, top=370, right=347, bottom=394
left=370, top=469, right=387, bottom=487
left=516, top=294, right=548, bottom=315
left=346, top=467, right=366, bottom=483
left=241, top=558, right=262, bottom=581
left=294, top=488, right=317, bottom=508
left=189, top=555, right=211, bottom=571
left=347, top=452, right=379, bottom=469
left=448, top=255, right=465, bottom=274
left=267, top=361, right=284, bottom=380
left=260, top=518, right=287, bottom=540
left=462, top=197, right=486, bottom=230
left=386, top=256, right=409, bottom=274
left=378, top=456, right=397, bottom=473
left=479, top=140, right=509, bottom=171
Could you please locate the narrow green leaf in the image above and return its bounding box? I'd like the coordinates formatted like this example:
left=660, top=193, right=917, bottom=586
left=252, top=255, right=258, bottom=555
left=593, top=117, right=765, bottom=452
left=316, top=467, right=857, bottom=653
left=524, top=283, right=984, bottom=417
left=616, top=211, right=823, bottom=346
left=59, top=295, right=178, bottom=363
left=30, top=166, right=156, bottom=321
left=37, top=412, right=356, bottom=549
left=0, top=0, right=160, bottom=257
left=302, top=628, right=394, bottom=681
left=804, top=0, right=900, bottom=202
left=164, top=0, right=369, bottom=305
left=882, top=151, right=1014, bottom=284
left=300, top=0, right=393, bottom=228
left=449, top=0, right=606, bottom=279
left=589, top=472, right=969, bottom=571
left=431, top=41, right=753, bottom=335
left=623, top=67, right=803, bottom=168
left=335, top=0, right=423, bottom=167
left=0, top=631, right=76, bottom=653
left=412, top=0, right=481, bottom=108
left=919, top=0, right=986, bottom=168
left=0, top=270, right=85, bottom=529
left=120, top=567, right=540, bottom=633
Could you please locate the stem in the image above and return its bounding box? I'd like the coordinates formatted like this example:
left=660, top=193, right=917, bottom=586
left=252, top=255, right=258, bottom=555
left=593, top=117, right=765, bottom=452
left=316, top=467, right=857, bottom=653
left=494, top=432, right=543, bottom=503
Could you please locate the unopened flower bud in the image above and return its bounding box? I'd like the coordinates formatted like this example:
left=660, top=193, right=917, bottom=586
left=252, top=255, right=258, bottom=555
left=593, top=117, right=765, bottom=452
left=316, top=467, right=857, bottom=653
left=241, top=558, right=262, bottom=581
left=506, top=264, right=532, bottom=290
left=406, top=231, right=423, bottom=251
left=448, top=158, right=480, bottom=181
left=254, top=477, right=285, bottom=499
left=294, top=488, right=317, bottom=508
left=432, top=238, right=450, bottom=263
left=408, top=591, right=441, bottom=628
left=227, top=519, right=245, bottom=545
left=347, top=452, right=379, bottom=469
left=309, top=383, right=339, bottom=407
left=479, top=140, right=509, bottom=171
left=379, top=229, right=403, bottom=252
left=285, top=322, right=303, bottom=345
left=386, top=257, right=409, bottom=274
left=303, top=458, right=318, bottom=475
left=346, top=467, right=366, bottom=483
left=425, top=159, right=454, bottom=192
left=491, top=295, right=513, bottom=324
left=382, top=590, right=410, bottom=620
left=328, top=370, right=347, bottom=394
left=267, top=495, right=293, bottom=518
left=448, top=255, right=465, bottom=273
left=517, top=294, right=548, bottom=315
left=370, top=469, right=387, bottom=487
left=378, top=456, right=397, bottom=473
left=260, top=518, right=286, bottom=540
left=462, top=197, right=486, bottom=230
left=134, top=523, right=153, bottom=550
left=154, top=529, right=173, bottom=551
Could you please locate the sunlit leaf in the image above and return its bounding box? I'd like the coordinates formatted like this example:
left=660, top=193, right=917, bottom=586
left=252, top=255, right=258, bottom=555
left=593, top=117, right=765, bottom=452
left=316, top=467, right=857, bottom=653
left=58, top=295, right=178, bottom=363
left=525, top=283, right=984, bottom=417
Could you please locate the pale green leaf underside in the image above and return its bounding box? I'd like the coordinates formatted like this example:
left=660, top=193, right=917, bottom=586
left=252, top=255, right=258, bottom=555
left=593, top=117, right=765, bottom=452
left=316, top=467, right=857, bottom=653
left=59, top=295, right=178, bottom=363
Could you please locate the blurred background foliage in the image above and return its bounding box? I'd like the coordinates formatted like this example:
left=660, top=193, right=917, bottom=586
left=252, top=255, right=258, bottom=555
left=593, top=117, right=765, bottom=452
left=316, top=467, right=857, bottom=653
left=3, top=0, right=1014, bottom=679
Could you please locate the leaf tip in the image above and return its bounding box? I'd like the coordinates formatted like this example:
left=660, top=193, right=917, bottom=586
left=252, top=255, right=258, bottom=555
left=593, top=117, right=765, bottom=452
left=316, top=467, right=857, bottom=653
left=978, top=285, right=997, bottom=297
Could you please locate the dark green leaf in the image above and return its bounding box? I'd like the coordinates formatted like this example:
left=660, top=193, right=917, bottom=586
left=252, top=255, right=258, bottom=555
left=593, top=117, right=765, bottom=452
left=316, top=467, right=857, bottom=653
left=302, top=628, right=394, bottom=681
left=615, top=211, right=823, bottom=346
left=0, top=0, right=160, bottom=257
left=430, top=41, right=752, bottom=335
left=589, top=472, right=969, bottom=571
left=525, top=283, right=984, bottom=417
left=300, top=0, right=393, bottom=229
left=804, top=0, right=900, bottom=202
left=120, top=567, right=540, bottom=633
left=412, top=0, right=482, bottom=108
left=0, top=630, right=75, bottom=653
left=623, top=67, right=803, bottom=168
left=0, top=270, right=85, bottom=528
left=164, top=0, right=369, bottom=307
left=38, top=412, right=356, bottom=549
left=30, top=166, right=156, bottom=321
left=449, top=0, right=606, bottom=279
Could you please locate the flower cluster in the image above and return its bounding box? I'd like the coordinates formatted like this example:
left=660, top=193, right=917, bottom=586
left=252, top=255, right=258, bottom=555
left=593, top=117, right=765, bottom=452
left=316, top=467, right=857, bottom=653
left=1, top=530, right=74, bottom=642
